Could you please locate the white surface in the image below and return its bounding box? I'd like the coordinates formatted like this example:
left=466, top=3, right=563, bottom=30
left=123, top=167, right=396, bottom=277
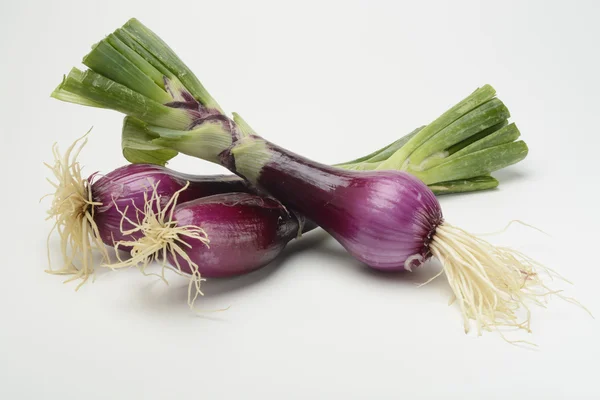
left=1, top=0, right=599, bottom=398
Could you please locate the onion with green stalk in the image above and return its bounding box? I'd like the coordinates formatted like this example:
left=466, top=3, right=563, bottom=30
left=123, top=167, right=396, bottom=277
left=47, top=19, right=523, bottom=285
left=52, top=19, right=527, bottom=187
left=50, top=19, right=585, bottom=340
left=45, top=116, right=502, bottom=288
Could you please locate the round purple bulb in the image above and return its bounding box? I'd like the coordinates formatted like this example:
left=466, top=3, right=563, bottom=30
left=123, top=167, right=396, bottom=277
left=167, top=193, right=300, bottom=278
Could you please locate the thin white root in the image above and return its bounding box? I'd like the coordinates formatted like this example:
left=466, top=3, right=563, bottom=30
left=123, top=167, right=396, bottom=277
left=44, top=134, right=107, bottom=289
left=108, top=181, right=210, bottom=308
left=475, top=220, right=550, bottom=237
left=429, top=222, right=588, bottom=344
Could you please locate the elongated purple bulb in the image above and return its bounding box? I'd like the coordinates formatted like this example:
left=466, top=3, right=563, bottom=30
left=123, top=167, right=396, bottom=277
left=166, top=193, right=300, bottom=277
left=253, top=145, right=444, bottom=271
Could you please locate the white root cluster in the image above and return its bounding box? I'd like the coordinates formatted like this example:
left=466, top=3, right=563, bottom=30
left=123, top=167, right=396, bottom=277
left=109, top=182, right=210, bottom=308
left=429, top=222, right=588, bottom=344
left=44, top=135, right=107, bottom=288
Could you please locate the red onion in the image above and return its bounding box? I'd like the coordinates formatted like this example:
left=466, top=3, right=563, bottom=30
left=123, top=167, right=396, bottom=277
left=46, top=17, right=583, bottom=339
left=92, top=164, right=247, bottom=247
left=109, top=187, right=301, bottom=305
left=228, top=142, right=444, bottom=272
left=162, top=133, right=577, bottom=337
left=45, top=137, right=249, bottom=286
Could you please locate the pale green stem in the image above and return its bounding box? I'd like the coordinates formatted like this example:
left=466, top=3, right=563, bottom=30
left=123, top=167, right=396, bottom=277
left=428, top=176, right=499, bottom=194
left=121, top=117, right=179, bottom=165
left=415, top=141, right=528, bottom=185
left=148, top=124, right=233, bottom=164
left=376, top=85, right=497, bottom=170
left=52, top=68, right=192, bottom=129
left=405, top=98, right=509, bottom=169
left=446, top=120, right=508, bottom=155
left=118, top=19, right=222, bottom=111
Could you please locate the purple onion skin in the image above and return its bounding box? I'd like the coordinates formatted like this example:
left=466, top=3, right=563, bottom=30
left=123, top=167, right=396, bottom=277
left=91, top=164, right=249, bottom=247
left=243, top=142, right=443, bottom=271
left=167, top=193, right=300, bottom=278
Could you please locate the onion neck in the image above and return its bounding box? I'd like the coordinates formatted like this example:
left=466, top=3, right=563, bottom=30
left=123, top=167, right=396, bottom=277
left=228, top=136, right=356, bottom=216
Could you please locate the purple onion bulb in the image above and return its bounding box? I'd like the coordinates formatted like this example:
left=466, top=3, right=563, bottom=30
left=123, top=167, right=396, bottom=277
left=242, top=142, right=444, bottom=272
left=45, top=137, right=249, bottom=285
left=226, top=138, right=580, bottom=337
left=92, top=163, right=248, bottom=247
left=108, top=187, right=301, bottom=306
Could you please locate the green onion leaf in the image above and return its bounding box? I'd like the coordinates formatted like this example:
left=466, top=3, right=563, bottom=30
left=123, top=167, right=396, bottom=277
left=118, top=18, right=222, bottom=111
left=429, top=176, right=499, bottom=195
left=51, top=68, right=192, bottom=129
left=377, top=85, right=497, bottom=170
left=416, top=140, right=529, bottom=184
left=121, top=117, right=179, bottom=165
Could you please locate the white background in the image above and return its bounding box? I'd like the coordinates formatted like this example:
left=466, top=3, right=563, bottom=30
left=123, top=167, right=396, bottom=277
left=1, top=0, right=599, bottom=398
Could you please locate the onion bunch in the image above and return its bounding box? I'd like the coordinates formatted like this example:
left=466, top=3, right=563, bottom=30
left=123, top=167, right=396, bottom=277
left=46, top=116, right=498, bottom=288
left=47, top=18, right=584, bottom=338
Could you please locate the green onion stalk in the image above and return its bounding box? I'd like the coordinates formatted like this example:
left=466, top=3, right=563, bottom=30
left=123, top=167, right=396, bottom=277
left=52, top=18, right=528, bottom=195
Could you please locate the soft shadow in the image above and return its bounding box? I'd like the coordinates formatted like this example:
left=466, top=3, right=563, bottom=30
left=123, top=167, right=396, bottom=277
left=132, top=229, right=331, bottom=311
left=356, top=259, right=452, bottom=296
left=200, top=229, right=331, bottom=297
left=131, top=229, right=455, bottom=314
left=306, top=241, right=453, bottom=295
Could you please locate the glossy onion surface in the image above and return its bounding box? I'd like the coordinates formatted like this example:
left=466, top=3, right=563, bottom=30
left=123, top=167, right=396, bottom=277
left=168, top=193, right=300, bottom=277
left=91, top=164, right=248, bottom=247
left=256, top=144, right=443, bottom=271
